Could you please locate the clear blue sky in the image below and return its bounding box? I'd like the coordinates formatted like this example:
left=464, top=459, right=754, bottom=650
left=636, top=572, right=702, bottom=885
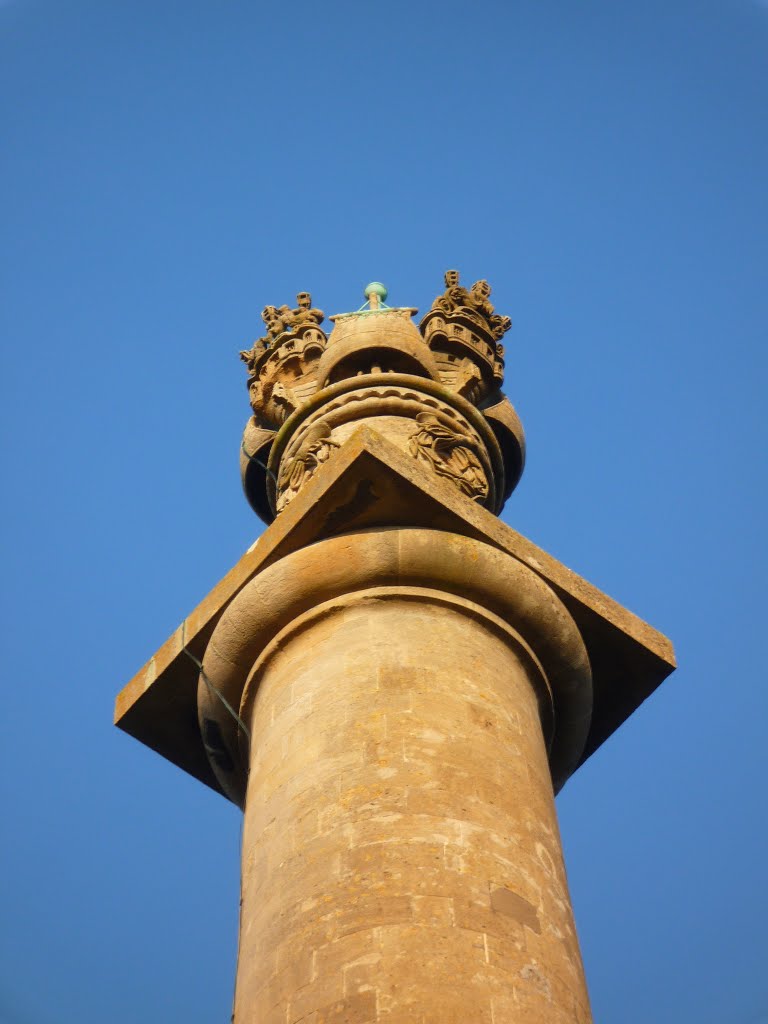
left=1, top=1, right=766, bottom=1021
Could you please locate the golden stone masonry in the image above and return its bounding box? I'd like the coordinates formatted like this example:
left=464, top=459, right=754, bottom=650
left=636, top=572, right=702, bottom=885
left=115, top=273, right=675, bottom=1023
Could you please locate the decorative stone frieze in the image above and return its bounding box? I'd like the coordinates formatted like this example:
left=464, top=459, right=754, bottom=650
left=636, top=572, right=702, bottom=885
left=268, top=375, right=502, bottom=514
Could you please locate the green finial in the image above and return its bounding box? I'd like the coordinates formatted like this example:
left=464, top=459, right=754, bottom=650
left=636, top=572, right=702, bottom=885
left=335, top=281, right=394, bottom=317
left=364, top=281, right=388, bottom=304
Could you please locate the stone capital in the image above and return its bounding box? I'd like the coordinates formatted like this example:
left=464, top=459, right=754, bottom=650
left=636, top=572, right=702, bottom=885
left=115, top=426, right=675, bottom=801
left=198, top=529, right=592, bottom=805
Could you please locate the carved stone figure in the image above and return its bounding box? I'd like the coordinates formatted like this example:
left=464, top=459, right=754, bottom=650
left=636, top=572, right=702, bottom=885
left=422, top=270, right=511, bottom=404
left=490, top=314, right=512, bottom=341
left=262, top=304, right=290, bottom=341
left=433, top=269, right=471, bottom=314
left=430, top=270, right=512, bottom=343
left=468, top=278, right=494, bottom=317
left=259, top=294, right=325, bottom=345
left=408, top=412, right=488, bottom=501
left=239, top=337, right=268, bottom=375
left=239, top=292, right=328, bottom=430
left=291, top=292, right=324, bottom=329
left=270, top=380, right=300, bottom=421
left=276, top=422, right=339, bottom=513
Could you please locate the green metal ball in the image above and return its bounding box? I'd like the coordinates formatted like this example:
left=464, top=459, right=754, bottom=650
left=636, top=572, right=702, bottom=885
left=364, top=281, right=388, bottom=302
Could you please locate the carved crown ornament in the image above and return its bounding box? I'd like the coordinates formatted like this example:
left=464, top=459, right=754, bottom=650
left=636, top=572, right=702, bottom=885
left=238, top=274, right=525, bottom=523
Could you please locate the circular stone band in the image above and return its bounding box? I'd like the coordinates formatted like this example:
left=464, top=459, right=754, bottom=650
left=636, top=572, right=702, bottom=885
left=197, top=528, right=593, bottom=806
left=265, top=373, right=506, bottom=515
left=239, top=585, right=555, bottom=754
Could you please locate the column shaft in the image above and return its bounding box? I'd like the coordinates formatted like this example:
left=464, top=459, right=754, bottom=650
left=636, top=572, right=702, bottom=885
left=233, top=589, right=591, bottom=1024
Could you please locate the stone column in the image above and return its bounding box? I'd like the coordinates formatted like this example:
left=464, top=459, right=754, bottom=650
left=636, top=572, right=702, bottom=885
left=201, top=529, right=593, bottom=1024
left=114, top=276, right=675, bottom=1024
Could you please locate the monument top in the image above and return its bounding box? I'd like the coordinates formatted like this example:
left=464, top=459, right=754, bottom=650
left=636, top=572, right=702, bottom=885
left=239, top=271, right=525, bottom=523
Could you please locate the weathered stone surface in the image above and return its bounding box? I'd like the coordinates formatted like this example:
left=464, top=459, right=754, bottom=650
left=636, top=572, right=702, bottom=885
left=231, top=591, right=590, bottom=1021
left=197, top=535, right=590, bottom=803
